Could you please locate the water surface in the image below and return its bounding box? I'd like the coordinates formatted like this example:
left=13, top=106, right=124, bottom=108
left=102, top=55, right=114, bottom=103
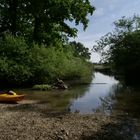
left=69, top=72, right=119, bottom=114
left=15, top=72, right=140, bottom=139
left=17, top=72, right=140, bottom=116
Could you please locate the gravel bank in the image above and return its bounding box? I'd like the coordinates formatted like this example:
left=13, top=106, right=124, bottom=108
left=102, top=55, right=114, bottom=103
left=0, top=102, right=139, bottom=140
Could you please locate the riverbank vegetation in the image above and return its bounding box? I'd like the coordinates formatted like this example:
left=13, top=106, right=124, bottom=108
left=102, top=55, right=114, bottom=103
left=0, top=0, right=95, bottom=87
left=93, top=15, right=140, bottom=85
left=0, top=34, right=93, bottom=87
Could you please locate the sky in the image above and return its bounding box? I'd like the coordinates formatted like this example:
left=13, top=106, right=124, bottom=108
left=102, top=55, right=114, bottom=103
left=70, top=0, right=140, bottom=62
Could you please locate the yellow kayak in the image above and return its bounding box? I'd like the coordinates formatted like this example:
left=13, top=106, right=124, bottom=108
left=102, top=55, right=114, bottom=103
left=0, top=91, right=25, bottom=103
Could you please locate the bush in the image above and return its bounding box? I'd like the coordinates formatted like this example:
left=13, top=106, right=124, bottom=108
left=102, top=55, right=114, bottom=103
left=36, top=45, right=93, bottom=82
left=0, top=34, right=93, bottom=87
left=32, top=84, right=51, bottom=90
left=0, top=34, right=33, bottom=86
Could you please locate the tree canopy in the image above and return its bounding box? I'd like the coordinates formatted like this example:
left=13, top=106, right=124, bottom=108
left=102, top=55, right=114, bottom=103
left=0, top=0, right=95, bottom=44
left=0, top=0, right=94, bottom=86
left=93, top=15, right=140, bottom=84
left=70, top=41, right=91, bottom=60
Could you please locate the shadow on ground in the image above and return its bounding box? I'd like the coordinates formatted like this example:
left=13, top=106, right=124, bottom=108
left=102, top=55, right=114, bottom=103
left=1, top=102, right=140, bottom=140
left=81, top=115, right=140, bottom=140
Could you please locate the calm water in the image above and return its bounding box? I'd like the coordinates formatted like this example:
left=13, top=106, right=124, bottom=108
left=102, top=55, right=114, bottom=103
left=17, top=72, right=140, bottom=117
left=15, top=72, right=140, bottom=139
left=69, top=72, right=119, bottom=114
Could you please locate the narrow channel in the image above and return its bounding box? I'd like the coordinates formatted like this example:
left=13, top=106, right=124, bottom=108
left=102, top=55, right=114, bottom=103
left=16, top=72, right=140, bottom=139
left=69, top=72, right=119, bottom=114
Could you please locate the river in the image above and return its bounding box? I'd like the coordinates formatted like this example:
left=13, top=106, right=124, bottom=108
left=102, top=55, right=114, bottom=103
left=15, top=72, right=140, bottom=139
left=17, top=72, right=140, bottom=117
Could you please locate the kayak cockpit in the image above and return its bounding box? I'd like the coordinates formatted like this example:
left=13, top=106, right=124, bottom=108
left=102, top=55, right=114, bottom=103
left=0, top=91, right=25, bottom=103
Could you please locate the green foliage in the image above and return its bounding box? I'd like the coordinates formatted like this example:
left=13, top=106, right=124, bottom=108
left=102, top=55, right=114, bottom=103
left=0, top=34, right=93, bottom=86
left=0, top=0, right=95, bottom=44
left=31, top=43, right=92, bottom=83
left=0, top=35, right=32, bottom=85
left=70, top=41, right=91, bottom=60
left=32, top=84, right=51, bottom=90
left=93, top=15, right=140, bottom=84
left=0, top=0, right=94, bottom=87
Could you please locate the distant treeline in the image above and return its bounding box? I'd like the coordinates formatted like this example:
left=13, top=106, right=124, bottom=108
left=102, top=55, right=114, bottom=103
left=93, top=15, right=140, bottom=85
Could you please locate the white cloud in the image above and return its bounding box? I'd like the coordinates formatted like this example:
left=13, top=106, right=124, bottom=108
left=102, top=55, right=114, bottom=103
left=70, top=33, right=104, bottom=62
left=71, top=0, right=140, bottom=62
left=72, top=32, right=104, bottom=48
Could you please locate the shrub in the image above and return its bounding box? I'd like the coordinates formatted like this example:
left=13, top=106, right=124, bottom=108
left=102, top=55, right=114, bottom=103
left=0, top=34, right=93, bottom=87
left=32, top=84, right=51, bottom=90
left=0, top=34, right=32, bottom=86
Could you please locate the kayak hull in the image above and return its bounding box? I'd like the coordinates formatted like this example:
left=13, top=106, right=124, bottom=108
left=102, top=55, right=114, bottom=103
left=0, top=94, right=25, bottom=103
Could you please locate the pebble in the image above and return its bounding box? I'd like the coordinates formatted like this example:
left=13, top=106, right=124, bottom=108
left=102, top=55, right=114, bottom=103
left=0, top=103, right=138, bottom=140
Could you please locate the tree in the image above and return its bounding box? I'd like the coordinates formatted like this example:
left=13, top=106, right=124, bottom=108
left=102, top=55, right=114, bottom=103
left=0, top=0, right=94, bottom=86
left=70, top=41, right=91, bottom=60
left=0, top=0, right=95, bottom=44
left=93, top=15, right=140, bottom=84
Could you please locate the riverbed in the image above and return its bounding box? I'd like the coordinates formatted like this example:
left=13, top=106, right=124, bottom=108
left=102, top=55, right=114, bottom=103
left=0, top=72, right=140, bottom=140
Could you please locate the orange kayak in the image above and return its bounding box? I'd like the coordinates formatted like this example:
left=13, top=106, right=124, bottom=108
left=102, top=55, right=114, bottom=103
left=0, top=91, right=25, bottom=103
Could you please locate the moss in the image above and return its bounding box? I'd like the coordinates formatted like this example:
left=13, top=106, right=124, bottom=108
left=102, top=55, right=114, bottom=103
left=32, top=84, right=52, bottom=90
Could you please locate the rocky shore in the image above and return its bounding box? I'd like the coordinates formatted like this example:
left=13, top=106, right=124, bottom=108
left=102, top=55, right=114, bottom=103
left=0, top=102, right=139, bottom=140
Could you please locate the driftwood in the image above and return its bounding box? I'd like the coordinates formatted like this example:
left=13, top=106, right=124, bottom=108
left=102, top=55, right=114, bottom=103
left=53, top=78, right=68, bottom=89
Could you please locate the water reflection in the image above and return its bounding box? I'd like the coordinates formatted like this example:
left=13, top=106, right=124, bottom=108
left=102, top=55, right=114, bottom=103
left=16, top=82, right=91, bottom=112
left=15, top=72, right=140, bottom=139
left=69, top=72, right=119, bottom=114
left=111, top=85, right=140, bottom=118
left=17, top=72, right=140, bottom=117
